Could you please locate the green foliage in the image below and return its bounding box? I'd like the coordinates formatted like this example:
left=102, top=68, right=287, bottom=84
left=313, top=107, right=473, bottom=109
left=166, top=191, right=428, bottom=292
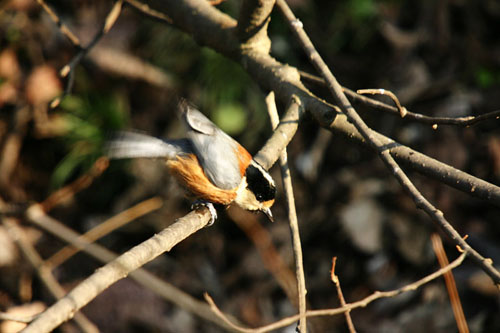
left=347, top=0, right=377, bottom=24
left=50, top=94, right=128, bottom=189
left=198, top=48, right=254, bottom=134
left=212, top=103, right=247, bottom=135
left=475, top=67, right=500, bottom=88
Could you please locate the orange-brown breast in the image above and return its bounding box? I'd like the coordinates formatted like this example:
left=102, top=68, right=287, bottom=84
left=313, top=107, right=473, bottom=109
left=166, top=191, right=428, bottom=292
left=166, top=153, right=237, bottom=205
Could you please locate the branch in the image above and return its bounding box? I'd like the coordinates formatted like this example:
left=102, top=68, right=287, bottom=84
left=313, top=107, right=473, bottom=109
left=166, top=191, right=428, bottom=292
left=46, top=197, right=163, bottom=268
left=204, top=252, right=467, bottom=333
left=253, top=94, right=302, bottom=170
left=23, top=204, right=239, bottom=330
left=40, top=157, right=109, bottom=212
left=2, top=218, right=98, bottom=333
left=330, top=257, right=356, bottom=333
left=265, top=92, right=307, bottom=332
left=143, top=0, right=500, bottom=209
left=124, top=0, right=172, bottom=23
left=275, top=0, right=500, bottom=286
left=35, top=0, right=81, bottom=47
left=299, top=70, right=500, bottom=126
left=237, top=0, right=275, bottom=52
left=52, top=0, right=125, bottom=108
left=0, top=312, right=39, bottom=324
left=22, top=205, right=212, bottom=333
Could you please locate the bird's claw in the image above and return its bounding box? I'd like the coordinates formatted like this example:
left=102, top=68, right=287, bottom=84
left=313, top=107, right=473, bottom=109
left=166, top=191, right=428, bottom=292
left=191, top=200, right=217, bottom=226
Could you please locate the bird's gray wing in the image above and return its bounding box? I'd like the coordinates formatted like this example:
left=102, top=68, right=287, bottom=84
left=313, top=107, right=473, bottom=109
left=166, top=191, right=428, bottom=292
left=180, top=103, right=243, bottom=190
left=105, top=131, right=190, bottom=160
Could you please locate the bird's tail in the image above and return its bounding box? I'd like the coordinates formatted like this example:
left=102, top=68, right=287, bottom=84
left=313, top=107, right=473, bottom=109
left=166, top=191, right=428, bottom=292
left=105, top=131, right=189, bottom=160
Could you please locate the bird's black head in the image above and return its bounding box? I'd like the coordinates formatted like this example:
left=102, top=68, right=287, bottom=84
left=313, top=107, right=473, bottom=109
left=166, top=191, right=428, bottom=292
left=245, top=162, right=276, bottom=203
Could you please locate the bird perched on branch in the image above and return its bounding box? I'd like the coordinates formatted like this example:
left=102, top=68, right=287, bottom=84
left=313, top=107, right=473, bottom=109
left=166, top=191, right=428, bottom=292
left=106, top=100, right=276, bottom=224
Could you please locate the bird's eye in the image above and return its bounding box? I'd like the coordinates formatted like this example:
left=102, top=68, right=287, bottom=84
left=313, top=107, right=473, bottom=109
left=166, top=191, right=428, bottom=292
left=256, top=194, right=263, bottom=201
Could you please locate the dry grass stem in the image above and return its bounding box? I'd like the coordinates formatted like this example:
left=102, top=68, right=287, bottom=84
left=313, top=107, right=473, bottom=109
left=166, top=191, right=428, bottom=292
left=431, top=233, right=469, bottom=333
left=46, top=197, right=163, bottom=268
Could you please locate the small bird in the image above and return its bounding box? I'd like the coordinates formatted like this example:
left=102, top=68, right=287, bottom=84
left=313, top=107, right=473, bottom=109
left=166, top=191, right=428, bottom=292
left=106, top=100, right=276, bottom=224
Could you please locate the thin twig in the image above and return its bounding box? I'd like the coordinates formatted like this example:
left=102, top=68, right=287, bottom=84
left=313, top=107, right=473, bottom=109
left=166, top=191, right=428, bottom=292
left=40, top=157, right=109, bottom=212
left=46, top=197, right=163, bottom=268
left=266, top=92, right=307, bottom=332
left=276, top=0, right=500, bottom=287
left=299, top=70, right=500, bottom=126
left=2, top=218, right=98, bottom=333
left=124, top=0, right=173, bottom=23
left=204, top=252, right=467, bottom=333
left=52, top=0, right=125, bottom=108
left=431, top=234, right=469, bottom=333
left=331, top=257, right=356, bottom=333
left=357, top=88, right=407, bottom=118
left=35, top=0, right=81, bottom=47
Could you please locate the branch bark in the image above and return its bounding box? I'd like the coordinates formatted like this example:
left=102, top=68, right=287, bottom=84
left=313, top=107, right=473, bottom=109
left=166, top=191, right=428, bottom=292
left=275, top=0, right=500, bottom=286
left=237, top=0, right=275, bottom=52
left=144, top=0, right=500, bottom=208
left=22, top=205, right=213, bottom=333
left=23, top=204, right=240, bottom=330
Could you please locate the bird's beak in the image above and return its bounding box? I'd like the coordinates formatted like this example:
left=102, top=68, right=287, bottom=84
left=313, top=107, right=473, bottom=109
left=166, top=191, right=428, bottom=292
left=262, top=207, right=274, bottom=222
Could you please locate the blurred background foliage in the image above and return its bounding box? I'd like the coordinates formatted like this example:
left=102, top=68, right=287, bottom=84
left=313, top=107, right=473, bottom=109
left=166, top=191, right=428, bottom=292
left=1, top=0, right=500, bottom=332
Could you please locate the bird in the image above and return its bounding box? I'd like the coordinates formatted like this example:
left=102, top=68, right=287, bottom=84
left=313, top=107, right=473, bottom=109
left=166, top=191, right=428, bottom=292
left=105, top=99, right=276, bottom=225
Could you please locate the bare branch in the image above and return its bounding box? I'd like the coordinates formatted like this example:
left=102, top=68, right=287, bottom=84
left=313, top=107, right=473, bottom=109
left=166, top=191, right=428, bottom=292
left=23, top=204, right=239, bottom=330
left=204, top=252, right=467, bottom=333
left=331, top=257, right=356, bottom=333
left=35, top=0, right=81, bottom=47
left=22, top=205, right=212, bottom=333
left=237, top=0, right=275, bottom=52
left=300, top=70, right=500, bottom=126
left=275, top=0, right=500, bottom=286
left=40, top=157, right=109, bottom=212
left=142, top=0, right=500, bottom=209
left=0, top=312, right=39, bottom=324
left=46, top=197, right=163, bottom=268
left=254, top=95, right=302, bottom=170
left=266, top=92, right=307, bottom=332
left=124, top=0, right=172, bottom=23
left=2, top=218, right=98, bottom=333
left=52, top=1, right=125, bottom=108
left=357, top=88, right=408, bottom=118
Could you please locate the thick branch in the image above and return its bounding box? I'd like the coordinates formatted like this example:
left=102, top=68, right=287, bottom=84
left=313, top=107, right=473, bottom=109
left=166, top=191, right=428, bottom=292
left=24, top=204, right=238, bottom=330
left=22, top=205, right=213, bottom=333
left=147, top=0, right=239, bottom=57
left=143, top=0, right=500, bottom=206
left=237, top=0, right=275, bottom=52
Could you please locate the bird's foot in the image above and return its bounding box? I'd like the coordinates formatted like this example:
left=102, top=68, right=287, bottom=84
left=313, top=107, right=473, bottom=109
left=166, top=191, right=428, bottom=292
left=191, top=200, right=218, bottom=226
